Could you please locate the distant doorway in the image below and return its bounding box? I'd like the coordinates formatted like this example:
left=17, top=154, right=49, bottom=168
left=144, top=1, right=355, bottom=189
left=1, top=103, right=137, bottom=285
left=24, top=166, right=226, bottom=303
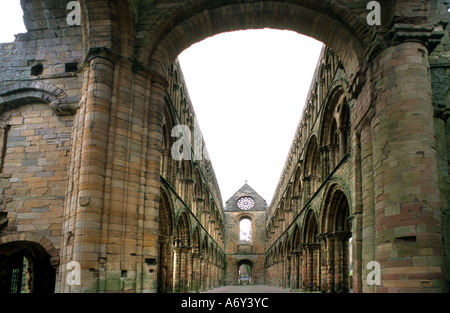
left=237, top=260, right=253, bottom=285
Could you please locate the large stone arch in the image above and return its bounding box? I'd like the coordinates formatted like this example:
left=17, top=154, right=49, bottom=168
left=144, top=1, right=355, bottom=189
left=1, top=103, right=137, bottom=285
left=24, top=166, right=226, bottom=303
left=319, top=183, right=352, bottom=293
left=318, top=84, right=347, bottom=147
left=319, top=183, right=352, bottom=235
left=174, top=210, right=191, bottom=247
left=136, top=0, right=371, bottom=80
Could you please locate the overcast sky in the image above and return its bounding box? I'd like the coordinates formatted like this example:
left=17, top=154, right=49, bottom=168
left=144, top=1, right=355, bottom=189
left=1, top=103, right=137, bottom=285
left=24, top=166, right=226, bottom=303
left=178, top=30, right=323, bottom=204
left=0, top=1, right=26, bottom=42
left=0, top=1, right=324, bottom=205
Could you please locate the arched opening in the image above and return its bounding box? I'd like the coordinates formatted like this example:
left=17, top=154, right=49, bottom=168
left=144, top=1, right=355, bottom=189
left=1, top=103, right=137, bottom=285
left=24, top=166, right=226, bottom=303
left=293, top=168, right=303, bottom=215
left=158, top=189, right=174, bottom=293
left=282, top=237, right=291, bottom=289
left=174, top=30, right=326, bottom=206
left=339, top=100, right=351, bottom=159
left=78, top=1, right=369, bottom=294
left=285, top=187, right=293, bottom=226
left=302, top=209, right=320, bottom=291
left=239, top=218, right=252, bottom=243
left=2, top=0, right=445, bottom=295
left=320, top=86, right=348, bottom=177
left=173, top=212, right=191, bottom=292
left=139, top=7, right=370, bottom=282
left=0, top=241, right=55, bottom=293
left=329, top=118, right=339, bottom=171
left=321, top=185, right=352, bottom=293
left=237, top=260, right=253, bottom=285
left=191, top=227, right=201, bottom=291
left=304, top=136, right=321, bottom=198
left=193, top=169, right=204, bottom=218
left=292, top=225, right=302, bottom=290
left=201, top=236, right=210, bottom=290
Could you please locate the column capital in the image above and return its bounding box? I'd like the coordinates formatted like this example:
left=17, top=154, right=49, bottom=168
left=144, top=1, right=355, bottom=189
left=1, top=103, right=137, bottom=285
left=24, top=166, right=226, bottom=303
left=81, top=47, right=169, bottom=88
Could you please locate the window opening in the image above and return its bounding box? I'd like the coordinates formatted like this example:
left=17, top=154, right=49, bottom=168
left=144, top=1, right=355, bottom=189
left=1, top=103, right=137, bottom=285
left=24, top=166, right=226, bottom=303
left=239, top=218, right=251, bottom=243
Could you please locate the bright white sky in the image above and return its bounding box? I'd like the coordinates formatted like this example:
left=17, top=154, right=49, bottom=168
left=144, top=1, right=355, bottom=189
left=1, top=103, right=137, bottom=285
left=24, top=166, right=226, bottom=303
left=0, top=1, right=323, bottom=205
left=0, top=1, right=26, bottom=42
left=178, top=31, right=323, bottom=204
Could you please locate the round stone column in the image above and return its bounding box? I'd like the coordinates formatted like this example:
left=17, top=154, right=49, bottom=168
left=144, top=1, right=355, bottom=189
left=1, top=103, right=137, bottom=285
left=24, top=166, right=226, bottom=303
left=371, top=42, right=447, bottom=292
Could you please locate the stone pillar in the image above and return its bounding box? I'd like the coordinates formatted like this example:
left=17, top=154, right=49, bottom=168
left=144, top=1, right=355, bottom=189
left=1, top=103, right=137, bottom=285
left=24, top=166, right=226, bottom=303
left=272, top=261, right=276, bottom=286
left=200, top=256, right=206, bottom=291
left=285, top=256, right=290, bottom=288
left=355, top=117, right=375, bottom=293
left=303, top=177, right=311, bottom=201
left=288, top=254, right=294, bottom=289
left=329, top=143, right=339, bottom=170
left=326, top=235, right=335, bottom=293
left=306, top=246, right=312, bottom=291
left=319, top=236, right=327, bottom=291
left=320, top=146, right=328, bottom=178
left=211, top=264, right=216, bottom=287
left=205, top=261, right=210, bottom=289
left=294, top=251, right=300, bottom=290
left=60, top=50, right=121, bottom=293
left=297, top=252, right=303, bottom=290
left=268, top=264, right=272, bottom=286
left=279, top=260, right=282, bottom=287
left=182, top=247, right=191, bottom=292
left=181, top=179, right=194, bottom=209
left=186, top=248, right=194, bottom=292
left=216, top=264, right=220, bottom=287
left=313, top=245, right=320, bottom=291
left=343, top=235, right=350, bottom=293
left=334, top=236, right=343, bottom=292
left=208, top=261, right=213, bottom=288
left=59, top=47, right=168, bottom=293
left=191, top=251, right=200, bottom=292
left=371, top=42, right=447, bottom=292
left=173, top=247, right=182, bottom=293
left=301, top=247, right=307, bottom=290
left=161, top=148, right=170, bottom=178
left=70, top=52, right=115, bottom=293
